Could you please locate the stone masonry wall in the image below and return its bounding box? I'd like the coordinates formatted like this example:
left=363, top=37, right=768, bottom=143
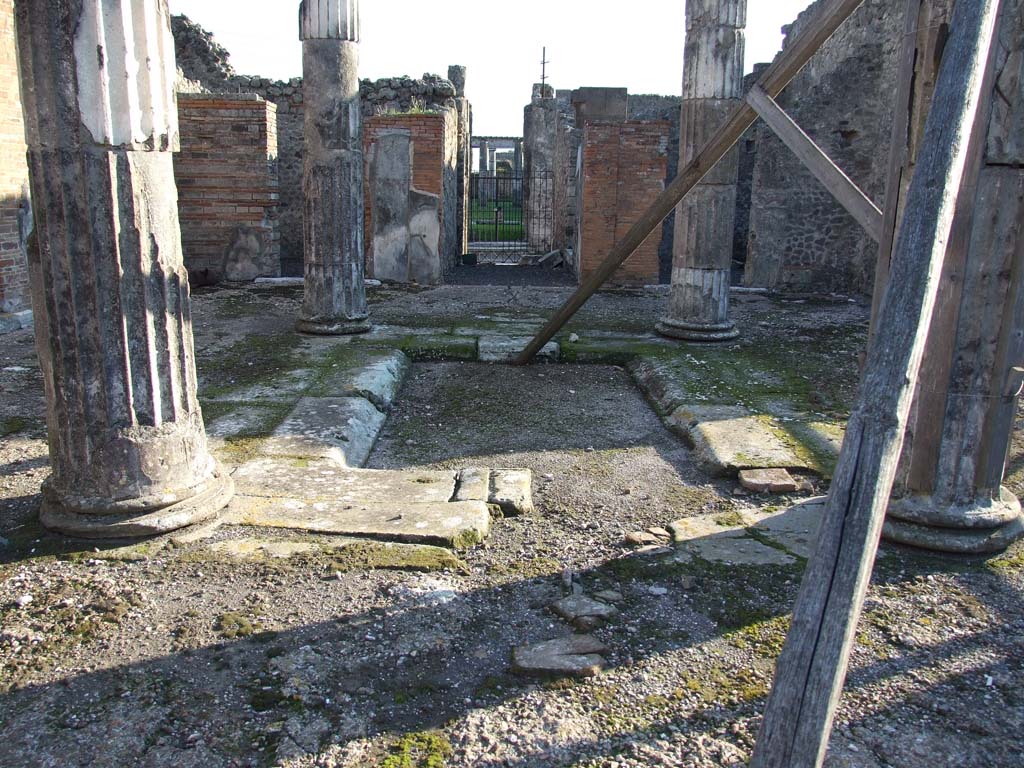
left=363, top=111, right=461, bottom=280
left=577, top=121, right=669, bottom=287
left=175, top=94, right=280, bottom=283
left=171, top=15, right=462, bottom=278
left=0, top=0, right=30, bottom=314
left=743, top=0, right=902, bottom=294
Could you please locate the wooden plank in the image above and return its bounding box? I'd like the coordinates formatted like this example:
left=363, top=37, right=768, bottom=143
left=746, top=85, right=883, bottom=242
left=749, top=0, right=1003, bottom=765
left=513, top=0, right=869, bottom=366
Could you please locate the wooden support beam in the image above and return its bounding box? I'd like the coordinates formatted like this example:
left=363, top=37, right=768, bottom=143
left=746, top=85, right=884, bottom=242
left=513, top=0, right=869, bottom=366
left=749, top=0, right=1003, bottom=765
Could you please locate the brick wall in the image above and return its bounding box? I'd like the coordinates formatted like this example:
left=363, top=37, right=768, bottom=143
left=363, top=110, right=460, bottom=276
left=174, top=94, right=280, bottom=283
left=0, top=0, right=30, bottom=314
left=577, top=121, right=668, bottom=287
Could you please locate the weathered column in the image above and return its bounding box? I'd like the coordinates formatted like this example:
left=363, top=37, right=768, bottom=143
left=657, top=0, right=746, bottom=341
left=478, top=140, right=490, bottom=174
left=514, top=140, right=523, bottom=174
left=882, top=0, right=1024, bottom=554
left=297, top=0, right=370, bottom=335
left=15, top=0, right=233, bottom=538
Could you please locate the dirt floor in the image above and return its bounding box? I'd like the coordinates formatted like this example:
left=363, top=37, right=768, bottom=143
left=1, top=280, right=1022, bottom=768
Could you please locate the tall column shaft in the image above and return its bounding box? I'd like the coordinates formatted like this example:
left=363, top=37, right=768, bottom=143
left=658, top=0, right=746, bottom=341
left=298, top=0, right=369, bottom=335
left=883, top=0, right=1024, bottom=553
left=15, top=0, right=233, bottom=537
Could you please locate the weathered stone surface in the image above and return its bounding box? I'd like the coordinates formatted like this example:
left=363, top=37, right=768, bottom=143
left=668, top=405, right=813, bottom=475
left=205, top=405, right=293, bottom=453
left=511, top=636, right=608, bottom=678
left=310, top=349, right=410, bottom=410
left=489, top=469, right=535, bottom=515
left=478, top=337, right=558, bottom=363
left=224, top=496, right=489, bottom=549
left=750, top=497, right=826, bottom=559
left=262, top=397, right=385, bottom=467
left=628, top=357, right=692, bottom=415
left=739, top=468, right=800, bottom=493
left=550, top=596, right=619, bottom=624
left=0, top=310, right=32, bottom=336
left=232, top=458, right=456, bottom=504
left=669, top=515, right=751, bottom=543
left=203, top=368, right=316, bottom=404
left=454, top=468, right=490, bottom=502
left=16, top=0, right=232, bottom=537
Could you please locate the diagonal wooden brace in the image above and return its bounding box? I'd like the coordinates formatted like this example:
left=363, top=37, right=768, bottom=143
left=745, top=85, right=884, bottom=242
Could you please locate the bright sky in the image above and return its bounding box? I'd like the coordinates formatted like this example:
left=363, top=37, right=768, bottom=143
left=168, top=1, right=813, bottom=136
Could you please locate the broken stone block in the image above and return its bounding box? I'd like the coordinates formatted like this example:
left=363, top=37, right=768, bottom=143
left=489, top=469, right=535, bottom=515
left=454, top=467, right=490, bottom=502
left=549, top=595, right=619, bottom=626
left=593, top=590, right=624, bottom=604
left=511, top=636, right=608, bottom=678
left=648, top=526, right=672, bottom=540
left=668, top=405, right=816, bottom=476
left=625, top=531, right=661, bottom=546
left=749, top=497, right=827, bottom=559
left=738, top=468, right=800, bottom=494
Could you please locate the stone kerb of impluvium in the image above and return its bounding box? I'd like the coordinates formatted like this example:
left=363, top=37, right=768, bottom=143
left=14, top=0, right=234, bottom=538
left=657, top=0, right=746, bottom=343
left=297, top=0, right=371, bottom=335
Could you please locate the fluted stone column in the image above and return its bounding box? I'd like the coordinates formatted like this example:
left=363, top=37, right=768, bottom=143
left=882, top=0, right=1024, bottom=554
left=14, top=0, right=233, bottom=538
left=657, top=0, right=746, bottom=341
left=297, top=0, right=370, bottom=335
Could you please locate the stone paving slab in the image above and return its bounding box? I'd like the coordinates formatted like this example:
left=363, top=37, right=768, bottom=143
left=490, top=469, right=535, bottom=515
left=670, top=512, right=797, bottom=566
left=232, top=458, right=457, bottom=504
left=203, top=368, right=317, bottom=403
left=668, top=404, right=815, bottom=476
left=454, top=467, right=490, bottom=502
left=511, top=635, right=608, bottom=678
left=261, top=396, right=385, bottom=467
left=478, top=336, right=559, bottom=363
left=308, top=349, right=410, bottom=410
left=206, top=404, right=290, bottom=445
left=223, top=496, right=490, bottom=549
left=750, top=497, right=826, bottom=559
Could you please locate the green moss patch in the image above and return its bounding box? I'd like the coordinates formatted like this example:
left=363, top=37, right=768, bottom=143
left=380, top=731, right=453, bottom=768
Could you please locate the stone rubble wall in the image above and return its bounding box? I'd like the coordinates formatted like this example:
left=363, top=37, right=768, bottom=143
left=742, top=0, right=902, bottom=295
left=174, top=94, right=281, bottom=284
left=0, top=0, right=31, bottom=314
left=171, top=14, right=462, bottom=279
left=576, top=121, right=669, bottom=287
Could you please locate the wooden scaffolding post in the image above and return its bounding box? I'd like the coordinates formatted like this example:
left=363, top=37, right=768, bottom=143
left=514, top=0, right=868, bottom=365
left=749, top=0, right=1003, bottom=765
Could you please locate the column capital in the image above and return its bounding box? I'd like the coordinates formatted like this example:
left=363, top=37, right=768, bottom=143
left=299, top=0, right=360, bottom=42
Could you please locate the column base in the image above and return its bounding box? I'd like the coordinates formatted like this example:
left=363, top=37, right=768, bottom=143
left=655, top=317, right=740, bottom=342
left=882, top=488, right=1024, bottom=554
left=296, top=317, right=372, bottom=336
left=40, top=466, right=235, bottom=540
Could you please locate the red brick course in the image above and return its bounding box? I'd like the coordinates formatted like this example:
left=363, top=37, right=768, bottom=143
left=577, top=121, right=668, bottom=287
left=174, top=94, right=280, bottom=280
left=0, top=0, right=30, bottom=314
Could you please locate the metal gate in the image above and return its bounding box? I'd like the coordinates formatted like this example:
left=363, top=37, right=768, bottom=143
left=469, top=172, right=552, bottom=254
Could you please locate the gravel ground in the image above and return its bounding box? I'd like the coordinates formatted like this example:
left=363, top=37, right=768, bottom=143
left=0, top=285, right=1022, bottom=768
